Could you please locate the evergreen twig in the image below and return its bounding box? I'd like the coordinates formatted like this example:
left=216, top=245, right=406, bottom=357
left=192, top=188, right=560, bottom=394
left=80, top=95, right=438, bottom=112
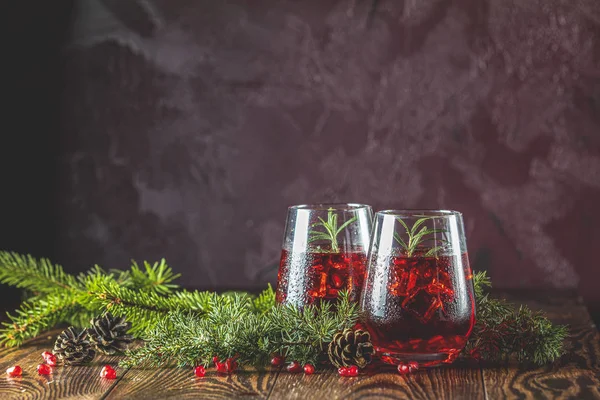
left=465, top=271, right=568, bottom=364
left=0, top=291, right=79, bottom=347
left=0, top=252, right=80, bottom=293
left=0, top=251, right=187, bottom=345
left=121, top=290, right=357, bottom=368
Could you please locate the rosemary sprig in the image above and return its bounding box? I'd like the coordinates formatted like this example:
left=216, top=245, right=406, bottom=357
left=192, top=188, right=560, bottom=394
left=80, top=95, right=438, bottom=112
left=393, top=217, right=446, bottom=257
left=308, top=208, right=357, bottom=253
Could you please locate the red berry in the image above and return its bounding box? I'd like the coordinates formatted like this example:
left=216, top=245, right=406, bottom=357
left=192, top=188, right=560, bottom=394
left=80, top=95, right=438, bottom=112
left=225, top=358, right=238, bottom=373
left=286, top=361, right=302, bottom=373
left=408, top=361, right=419, bottom=372
left=6, top=365, right=22, bottom=377
left=270, top=355, right=284, bottom=366
left=42, top=352, right=57, bottom=367
left=215, top=361, right=228, bottom=374
left=303, top=364, right=315, bottom=375
left=102, top=369, right=117, bottom=379
left=469, top=349, right=481, bottom=361
left=338, top=367, right=348, bottom=377
left=194, top=366, right=206, bottom=377
left=37, top=364, right=52, bottom=376
left=212, top=356, right=220, bottom=364
left=397, top=363, right=410, bottom=375
left=347, top=365, right=359, bottom=377
left=100, top=365, right=116, bottom=378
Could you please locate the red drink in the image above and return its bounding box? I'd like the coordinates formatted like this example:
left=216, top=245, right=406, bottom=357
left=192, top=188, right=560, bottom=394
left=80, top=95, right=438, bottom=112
left=276, top=249, right=367, bottom=306
left=362, top=252, right=475, bottom=366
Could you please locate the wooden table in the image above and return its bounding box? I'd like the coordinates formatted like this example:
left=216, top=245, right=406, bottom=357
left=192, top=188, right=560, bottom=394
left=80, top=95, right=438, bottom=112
left=1, top=291, right=599, bottom=399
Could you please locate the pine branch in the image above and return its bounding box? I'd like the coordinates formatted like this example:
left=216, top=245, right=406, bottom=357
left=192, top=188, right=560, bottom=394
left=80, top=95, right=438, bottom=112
left=115, top=259, right=181, bottom=295
left=0, top=251, right=80, bottom=294
left=466, top=271, right=568, bottom=365
left=122, top=290, right=359, bottom=369
left=0, top=253, right=191, bottom=345
left=0, top=291, right=79, bottom=347
left=252, top=284, right=276, bottom=314
left=83, top=280, right=210, bottom=336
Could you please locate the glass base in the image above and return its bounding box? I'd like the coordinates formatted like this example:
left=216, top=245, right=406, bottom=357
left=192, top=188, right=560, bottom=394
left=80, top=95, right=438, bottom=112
left=379, top=350, right=460, bottom=368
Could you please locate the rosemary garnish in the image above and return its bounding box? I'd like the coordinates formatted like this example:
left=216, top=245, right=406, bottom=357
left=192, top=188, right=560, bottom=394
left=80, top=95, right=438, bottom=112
left=393, top=217, right=447, bottom=257
left=308, top=208, right=358, bottom=253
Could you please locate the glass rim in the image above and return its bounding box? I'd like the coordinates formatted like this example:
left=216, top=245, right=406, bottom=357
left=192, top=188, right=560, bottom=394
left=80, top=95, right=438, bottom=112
left=288, top=203, right=372, bottom=211
left=377, top=209, right=462, bottom=218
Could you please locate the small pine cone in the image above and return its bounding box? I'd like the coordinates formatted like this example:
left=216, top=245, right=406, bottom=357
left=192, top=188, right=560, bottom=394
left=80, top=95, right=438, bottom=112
left=88, top=313, right=133, bottom=355
left=327, top=328, right=374, bottom=368
left=53, top=327, right=96, bottom=365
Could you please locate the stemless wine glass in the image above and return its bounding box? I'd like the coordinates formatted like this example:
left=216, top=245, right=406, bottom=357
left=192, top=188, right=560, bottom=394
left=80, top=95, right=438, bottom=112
left=276, top=203, right=373, bottom=308
left=360, top=210, right=475, bottom=367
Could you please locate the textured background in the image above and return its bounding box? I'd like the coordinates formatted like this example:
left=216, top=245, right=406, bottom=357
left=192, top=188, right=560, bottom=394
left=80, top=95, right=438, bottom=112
left=2, top=0, right=600, bottom=317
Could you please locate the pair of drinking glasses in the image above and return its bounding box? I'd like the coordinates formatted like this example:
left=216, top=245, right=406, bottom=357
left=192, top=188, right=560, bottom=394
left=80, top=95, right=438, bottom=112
left=276, top=204, right=475, bottom=367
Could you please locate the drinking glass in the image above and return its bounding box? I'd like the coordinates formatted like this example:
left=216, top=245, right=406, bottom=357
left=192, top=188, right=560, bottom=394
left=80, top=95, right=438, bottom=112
left=360, top=210, right=475, bottom=367
left=276, top=203, right=373, bottom=308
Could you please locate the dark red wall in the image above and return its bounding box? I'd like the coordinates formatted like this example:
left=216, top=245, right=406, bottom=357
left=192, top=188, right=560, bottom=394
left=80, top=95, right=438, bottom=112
left=4, top=0, right=600, bottom=317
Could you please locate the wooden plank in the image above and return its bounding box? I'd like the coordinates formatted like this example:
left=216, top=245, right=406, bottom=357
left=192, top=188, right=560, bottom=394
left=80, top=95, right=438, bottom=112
left=104, top=366, right=281, bottom=399
left=0, top=329, right=122, bottom=400
left=267, top=362, right=485, bottom=400
left=482, top=292, right=600, bottom=400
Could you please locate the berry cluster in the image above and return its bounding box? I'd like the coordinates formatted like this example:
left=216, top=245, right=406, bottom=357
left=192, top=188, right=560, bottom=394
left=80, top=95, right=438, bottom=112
left=271, top=355, right=315, bottom=375
left=37, top=351, right=57, bottom=375
left=338, top=365, right=360, bottom=377
left=397, top=361, right=419, bottom=375
left=214, top=356, right=238, bottom=374
left=193, top=356, right=240, bottom=378
left=6, top=350, right=118, bottom=379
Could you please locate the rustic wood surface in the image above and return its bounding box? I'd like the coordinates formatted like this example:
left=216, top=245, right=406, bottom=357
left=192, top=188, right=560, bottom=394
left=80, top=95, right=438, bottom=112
left=1, top=291, right=598, bottom=400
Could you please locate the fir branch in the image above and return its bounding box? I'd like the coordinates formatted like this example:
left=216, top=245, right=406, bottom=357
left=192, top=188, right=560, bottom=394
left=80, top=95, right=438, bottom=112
left=252, top=284, right=276, bottom=314
left=116, top=259, right=181, bottom=295
left=466, top=271, right=568, bottom=365
left=0, top=251, right=80, bottom=293
left=0, top=253, right=195, bottom=344
left=122, top=290, right=359, bottom=369
left=0, top=291, right=79, bottom=347
left=84, top=280, right=210, bottom=336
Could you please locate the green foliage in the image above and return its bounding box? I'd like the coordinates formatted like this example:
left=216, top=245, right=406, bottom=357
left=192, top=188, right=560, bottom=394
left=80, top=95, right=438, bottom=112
left=393, top=217, right=446, bottom=257
left=0, top=251, right=190, bottom=346
left=0, top=252, right=80, bottom=293
left=116, top=260, right=181, bottom=295
left=84, top=280, right=211, bottom=336
left=121, top=290, right=357, bottom=369
left=252, top=284, right=276, bottom=314
left=466, top=271, right=568, bottom=365
left=0, top=291, right=78, bottom=347
left=308, top=208, right=357, bottom=253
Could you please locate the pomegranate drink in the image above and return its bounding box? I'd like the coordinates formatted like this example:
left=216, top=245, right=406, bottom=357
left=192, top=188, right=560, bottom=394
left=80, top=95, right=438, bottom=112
left=360, top=210, right=476, bottom=367
left=276, top=249, right=367, bottom=306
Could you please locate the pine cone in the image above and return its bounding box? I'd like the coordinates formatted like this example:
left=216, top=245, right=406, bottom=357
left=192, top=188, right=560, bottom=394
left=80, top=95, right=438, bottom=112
left=88, top=313, right=133, bottom=355
left=327, top=328, right=374, bottom=368
left=53, top=327, right=96, bottom=365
